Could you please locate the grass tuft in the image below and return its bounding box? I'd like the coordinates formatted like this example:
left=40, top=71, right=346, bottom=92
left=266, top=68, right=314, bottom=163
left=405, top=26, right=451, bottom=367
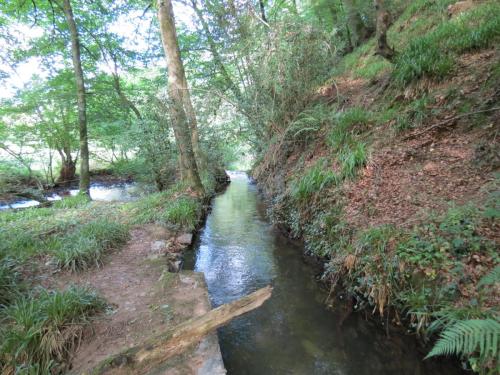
left=0, top=258, right=21, bottom=306
left=393, top=3, right=500, bottom=84
left=291, top=160, right=338, bottom=202
left=161, top=197, right=201, bottom=230
left=0, top=286, right=105, bottom=372
left=53, top=193, right=90, bottom=209
left=52, top=219, right=129, bottom=272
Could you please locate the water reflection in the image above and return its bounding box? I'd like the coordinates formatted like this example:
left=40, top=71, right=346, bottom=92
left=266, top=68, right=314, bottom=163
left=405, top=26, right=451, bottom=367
left=189, top=172, right=462, bottom=375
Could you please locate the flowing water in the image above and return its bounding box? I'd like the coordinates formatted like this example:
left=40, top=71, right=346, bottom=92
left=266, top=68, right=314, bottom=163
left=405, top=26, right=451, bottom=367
left=0, top=182, right=142, bottom=210
left=186, top=172, right=461, bottom=375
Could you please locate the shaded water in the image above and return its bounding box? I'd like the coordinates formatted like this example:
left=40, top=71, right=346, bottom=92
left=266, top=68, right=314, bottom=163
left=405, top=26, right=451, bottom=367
left=0, top=182, right=141, bottom=210
left=187, top=172, right=461, bottom=374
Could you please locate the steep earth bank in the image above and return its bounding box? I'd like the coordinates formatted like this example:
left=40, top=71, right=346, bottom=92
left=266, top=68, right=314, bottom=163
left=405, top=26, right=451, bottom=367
left=253, top=1, right=499, bottom=372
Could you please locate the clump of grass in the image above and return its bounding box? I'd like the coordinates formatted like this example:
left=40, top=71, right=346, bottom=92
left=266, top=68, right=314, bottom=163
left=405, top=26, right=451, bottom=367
left=338, top=142, right=367, bottom=179
left=354, top=58, right=391, bottom=80
left=123, top=183, right=202, bottom=229
left=393, top=3, right=500, bottom=84
left=291, top=160, right=338, bottom=202
left=161, top=197, right=201, bottom=230
left=52, top=219, right=129, bottom=272
left=327, top=107, right=370, bottom=150
left=0, top=258, right=21, bottom=306
left=53, top=193, right=90, bottom=209
left=0, top=286, right=105, bottom=372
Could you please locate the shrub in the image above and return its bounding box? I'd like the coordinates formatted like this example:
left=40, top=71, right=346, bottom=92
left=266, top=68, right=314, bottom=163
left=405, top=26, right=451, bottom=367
left=0, top=287, right=105, bottom=372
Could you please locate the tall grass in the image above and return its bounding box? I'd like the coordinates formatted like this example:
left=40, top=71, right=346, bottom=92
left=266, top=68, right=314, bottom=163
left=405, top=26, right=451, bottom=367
left=327, top=107, right=370, bottom=151
left=393, top=3, right=500, bottom=84
left=291, top=161, right=338, bottom=202
left=123, top=183, right=202, bottom=229
left=338, top=142, right=367, bottom=179
left=51, top=219, right=129, bottom=272
left=0, top=258, right=21, bottom=306
left=0, top=287, right=105, bottom=373
left=52, top=193, right=90, bottom=209
left=161, top=197, right=201, bottom=230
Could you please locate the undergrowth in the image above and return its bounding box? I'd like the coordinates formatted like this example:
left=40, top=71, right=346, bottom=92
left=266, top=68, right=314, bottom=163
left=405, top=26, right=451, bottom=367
left=51, top=219, right=129, bottom=272
left=393, top=2, right=500, bottom=84
left=0, top=286, right=105, bottom=373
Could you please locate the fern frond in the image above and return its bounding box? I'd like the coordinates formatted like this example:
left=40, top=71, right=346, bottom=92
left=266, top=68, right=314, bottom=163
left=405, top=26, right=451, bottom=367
left=426, top=319, right=500, bottom=360
left=478, top=265, right=500, bottom=288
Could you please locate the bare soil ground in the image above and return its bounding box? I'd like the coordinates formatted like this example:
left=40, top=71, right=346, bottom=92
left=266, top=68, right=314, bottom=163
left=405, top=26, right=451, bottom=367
left=51, top=224, right=224, bottom=374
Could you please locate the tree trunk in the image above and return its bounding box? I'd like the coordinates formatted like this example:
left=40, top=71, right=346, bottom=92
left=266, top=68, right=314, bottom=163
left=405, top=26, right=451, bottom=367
left=61, top=0, right=90, bottom=195
left=180, top=77, right=206, bottom=171
left=158, top=0, right=205, bottom=195
left=343, top=0, right=369, bottom=48
left=57, top=149, right=76, bottom=186
left=90, top=286, right=272, bottom=375
left=259, top=0, right=267, bottom=22
left=374, top=0, right=395, bottom=60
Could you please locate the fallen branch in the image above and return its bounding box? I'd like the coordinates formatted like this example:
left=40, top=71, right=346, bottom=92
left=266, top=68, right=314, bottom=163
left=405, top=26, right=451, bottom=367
left=404, top=107, right=500, bottom=140
left=88, top=285, right=273, bottom=375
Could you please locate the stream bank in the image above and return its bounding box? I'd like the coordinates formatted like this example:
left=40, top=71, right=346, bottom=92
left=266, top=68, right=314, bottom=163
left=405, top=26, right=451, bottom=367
left=0, top=171, right=229, bottom=373
left=186, top=172, right=461, bottom=374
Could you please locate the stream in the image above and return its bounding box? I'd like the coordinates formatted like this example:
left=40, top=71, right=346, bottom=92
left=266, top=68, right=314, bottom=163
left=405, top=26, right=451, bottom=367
left=0, top=182, right=142, bottom=210
left=186, top=172, right=461, bottom=375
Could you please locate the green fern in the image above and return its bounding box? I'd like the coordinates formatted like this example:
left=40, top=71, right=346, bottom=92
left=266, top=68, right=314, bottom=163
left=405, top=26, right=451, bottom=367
left=478, top=265, right=500, bottom=288
left=426, top=319, right=500, bottom=361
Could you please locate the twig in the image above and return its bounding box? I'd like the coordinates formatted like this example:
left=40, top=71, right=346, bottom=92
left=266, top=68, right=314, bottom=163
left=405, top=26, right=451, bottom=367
left=403, top=107, right=500, bottom=140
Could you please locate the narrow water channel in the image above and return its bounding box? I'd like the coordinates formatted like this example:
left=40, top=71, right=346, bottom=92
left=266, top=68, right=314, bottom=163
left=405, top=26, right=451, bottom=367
left=187, top=172, right=461, bottom=375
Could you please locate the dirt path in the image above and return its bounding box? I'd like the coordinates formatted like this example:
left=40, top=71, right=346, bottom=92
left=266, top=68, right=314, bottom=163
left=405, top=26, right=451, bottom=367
left=54, top=224, right=225, bottom=374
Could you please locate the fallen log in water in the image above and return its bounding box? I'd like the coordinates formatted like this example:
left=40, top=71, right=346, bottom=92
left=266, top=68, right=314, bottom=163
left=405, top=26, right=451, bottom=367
left=87, top=285, right=273, bottom=375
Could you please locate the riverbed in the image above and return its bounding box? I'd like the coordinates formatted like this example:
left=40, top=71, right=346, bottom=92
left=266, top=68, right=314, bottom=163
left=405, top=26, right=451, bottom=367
left=186, top=172, right=461, bottom=374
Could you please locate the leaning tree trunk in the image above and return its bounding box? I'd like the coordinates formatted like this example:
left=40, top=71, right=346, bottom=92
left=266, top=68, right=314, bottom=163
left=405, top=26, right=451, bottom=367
left=374, top=0, right=395, bottom=60
left=62, top=0, right=90, bottom=195
left=158, top=0, right=204, bottom=196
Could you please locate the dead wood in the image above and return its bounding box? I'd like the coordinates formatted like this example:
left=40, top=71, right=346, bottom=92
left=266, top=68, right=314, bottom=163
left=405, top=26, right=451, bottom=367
left=88, top=285, right=273, bottom=375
